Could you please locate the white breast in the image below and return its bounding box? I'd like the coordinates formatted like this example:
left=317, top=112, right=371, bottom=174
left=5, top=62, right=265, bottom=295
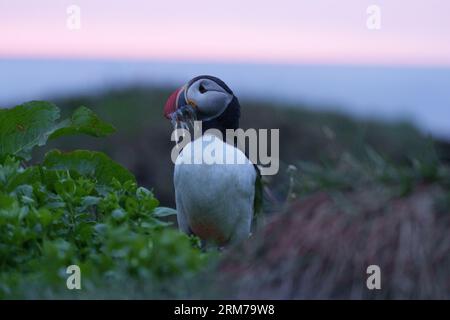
left=174, top=134, right=256, bottom=244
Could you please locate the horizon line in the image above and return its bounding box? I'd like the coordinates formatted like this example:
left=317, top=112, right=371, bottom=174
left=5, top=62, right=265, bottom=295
left=2, top=53, right=450, bottom=70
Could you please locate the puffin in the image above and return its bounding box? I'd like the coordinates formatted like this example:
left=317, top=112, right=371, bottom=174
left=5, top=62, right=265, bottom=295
left=163, top=75, right=261, bottom=246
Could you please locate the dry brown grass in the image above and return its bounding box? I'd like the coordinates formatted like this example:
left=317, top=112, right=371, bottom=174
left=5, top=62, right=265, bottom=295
left=219, top=185, right=450, bottom=299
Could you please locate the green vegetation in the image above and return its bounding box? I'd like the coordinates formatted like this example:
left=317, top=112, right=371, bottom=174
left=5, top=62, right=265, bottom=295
left=292, top=145, right=449, bottom=197
left=1, top=89, right=449, bottom=299
left=0, top=101, right=210, bottom=299
left=48, top=87, right=450, bottom=206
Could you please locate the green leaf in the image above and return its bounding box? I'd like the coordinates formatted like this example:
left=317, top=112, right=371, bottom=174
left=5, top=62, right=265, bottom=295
left=0, top=101, right=60, bottom=160
left=81, top=196, right=101, bottom=208
left=43, top=150, right=135, bottom=185
left=0, top=194, right=16, bottom=209
left=111, top=208, right=127, bottom=221
left=49, top=106, right=115, bottom=140
left=5, top=167, right=41, bottom=193
left=153, top=207, right=177, bottom=217
left=0, top=102, right=115, bottom=160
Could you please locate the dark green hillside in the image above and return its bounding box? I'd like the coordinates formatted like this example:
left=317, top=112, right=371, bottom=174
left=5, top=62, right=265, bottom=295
left=44, top=86, right=450, bottom=207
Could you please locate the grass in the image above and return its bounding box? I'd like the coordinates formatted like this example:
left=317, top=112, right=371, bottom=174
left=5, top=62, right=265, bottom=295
left=218, top=146, right=450, bottom=299
left=2, top=85, right=449, bottom=299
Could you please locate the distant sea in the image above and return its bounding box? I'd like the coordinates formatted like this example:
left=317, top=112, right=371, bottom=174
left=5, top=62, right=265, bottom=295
left=1, top=59, right=449, bottom=139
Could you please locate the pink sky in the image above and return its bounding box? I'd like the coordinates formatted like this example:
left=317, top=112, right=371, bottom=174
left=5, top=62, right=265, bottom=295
left=1, top=0, right=450, bottom=66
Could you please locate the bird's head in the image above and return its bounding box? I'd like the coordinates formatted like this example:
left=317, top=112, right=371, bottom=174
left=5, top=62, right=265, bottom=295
left=164, top=75, right=241, bottom=134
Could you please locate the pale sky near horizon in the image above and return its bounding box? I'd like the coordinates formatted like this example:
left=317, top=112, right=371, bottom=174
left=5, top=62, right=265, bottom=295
left=1, top=0, right=450, bottom=66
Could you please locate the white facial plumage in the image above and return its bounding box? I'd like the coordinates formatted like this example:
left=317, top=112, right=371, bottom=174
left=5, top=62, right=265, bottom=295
left=185, top=78, right=234, bottom=121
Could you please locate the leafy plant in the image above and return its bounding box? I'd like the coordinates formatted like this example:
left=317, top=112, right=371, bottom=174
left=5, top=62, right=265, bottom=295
left=0, top=101, right=115, bottom=160
left=0, top=101, right=210, bottom=298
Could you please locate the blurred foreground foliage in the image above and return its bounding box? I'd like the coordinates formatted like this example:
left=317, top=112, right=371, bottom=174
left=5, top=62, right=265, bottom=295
left=0, top=101, right=211, bottom=299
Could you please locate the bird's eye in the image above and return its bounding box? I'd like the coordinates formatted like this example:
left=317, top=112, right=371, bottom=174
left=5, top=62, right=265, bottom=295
left=199, top=83, right=207, bottom=94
